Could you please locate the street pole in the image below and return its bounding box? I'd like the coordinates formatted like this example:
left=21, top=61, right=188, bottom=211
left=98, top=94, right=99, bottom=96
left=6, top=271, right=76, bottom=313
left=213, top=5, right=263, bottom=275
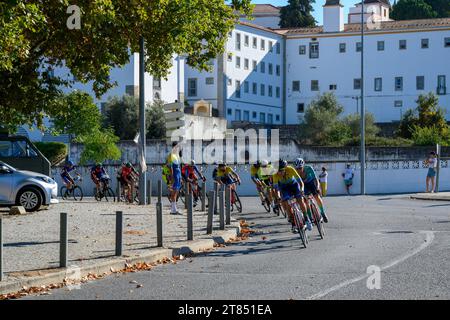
left=360, top=0, right=366, bottom=195
left=139, top=36, right=147, bottom=205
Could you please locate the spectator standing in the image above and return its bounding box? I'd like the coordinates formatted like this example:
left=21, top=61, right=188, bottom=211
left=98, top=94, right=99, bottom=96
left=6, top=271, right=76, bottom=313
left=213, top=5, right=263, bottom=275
left=342, top=164, right=354, bottom=195
left=166, top=142, right=182, bottom=214
left=319, top=167, right=328, bottom=197
left=425, top=151, right=438, bottom=193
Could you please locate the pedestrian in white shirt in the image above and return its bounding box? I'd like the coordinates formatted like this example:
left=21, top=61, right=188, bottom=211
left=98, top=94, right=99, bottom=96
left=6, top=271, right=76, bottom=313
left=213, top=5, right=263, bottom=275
left=425, top=151, right=438, bottom=193
left=342, top=164, right=354, bottom=195
left=319, top=167, right=328, bottom=196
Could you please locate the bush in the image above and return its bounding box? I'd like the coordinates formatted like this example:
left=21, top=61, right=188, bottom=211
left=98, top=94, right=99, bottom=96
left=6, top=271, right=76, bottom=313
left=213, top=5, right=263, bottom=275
left=34, top=142, right=68, bottom=165
left=76, top=128, right=122, bottom=165
left=411, top=125, right=450, bottom=146
left=343, top=136, right=413, bottom=147
left=146, top=100, right=166, bottom=139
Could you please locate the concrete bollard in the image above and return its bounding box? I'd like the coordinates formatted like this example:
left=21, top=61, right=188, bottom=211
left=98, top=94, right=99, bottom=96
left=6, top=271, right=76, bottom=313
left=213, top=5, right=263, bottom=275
left=187, top=193, right=193, bottom=241
left=147, top=179, right=152, bottom=205
left=184, top=182, right=189, bottom=209
left=116, top=182, right=121, bottom=202
left=115, top=211, right=123, bottom=256
left=0, top=218, right=3, bottom=281
left=206, top=191, right=215, bottom=235
left=225, top=186, right=231, bottom=225
left=60, top=212, right=68, bottom=268
left=214, top=182, right=219, bottom=215
left=157, top=180, right=163, bottom=247
left=201, top=181, right=207, bottom=212
left=219, top=186, right=225, bottom=230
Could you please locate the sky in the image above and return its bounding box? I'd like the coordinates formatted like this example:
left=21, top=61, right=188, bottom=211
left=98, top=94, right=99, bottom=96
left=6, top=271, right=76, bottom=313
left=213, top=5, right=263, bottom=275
left=251, top=0, right=378, bottom=25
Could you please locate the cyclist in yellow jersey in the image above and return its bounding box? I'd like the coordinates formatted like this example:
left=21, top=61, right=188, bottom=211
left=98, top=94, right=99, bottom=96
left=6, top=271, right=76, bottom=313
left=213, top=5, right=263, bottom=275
left=257, top=160, right=277, bottom=209
left=272, top=159, right=312, bottom=232
left=215, top=162, right=241, bottom=195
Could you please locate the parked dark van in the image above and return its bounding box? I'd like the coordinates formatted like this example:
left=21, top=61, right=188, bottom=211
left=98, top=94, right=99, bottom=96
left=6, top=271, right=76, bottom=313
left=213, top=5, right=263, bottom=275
left=0, top=134, right=51, bottom=176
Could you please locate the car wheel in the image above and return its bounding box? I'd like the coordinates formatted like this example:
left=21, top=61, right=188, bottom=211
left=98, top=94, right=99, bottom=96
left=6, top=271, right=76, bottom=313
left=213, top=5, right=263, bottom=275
left=17, top=187, right=43, bottom=212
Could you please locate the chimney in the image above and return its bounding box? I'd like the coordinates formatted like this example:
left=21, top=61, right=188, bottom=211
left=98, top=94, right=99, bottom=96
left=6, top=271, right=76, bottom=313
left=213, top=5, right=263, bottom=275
left=323, top=0, right=344, bottom=33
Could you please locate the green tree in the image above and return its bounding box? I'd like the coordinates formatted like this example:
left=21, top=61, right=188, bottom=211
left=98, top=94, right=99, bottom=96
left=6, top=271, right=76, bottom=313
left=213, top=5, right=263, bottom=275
left=0, top=0, right=253, bottom=130
left=299, top=93, right=345, bottom=144
left=50, top=91, right=101, bottom=138
left=425, top=0, right=450, bottom=18
left=279, top=0, right=316, bottom=28
left=398, top=93, right=448, bottom=139
left=76, top=128, right=121, bottom=165
left=102, top=95, right=139, bottom=140
left=343, top=113, right=380, bottom=140
left=391, top=0, right=438, bottom=20
left=146, top=100, right=166, bottom=139
left=411, top=125, right=450, bottom=146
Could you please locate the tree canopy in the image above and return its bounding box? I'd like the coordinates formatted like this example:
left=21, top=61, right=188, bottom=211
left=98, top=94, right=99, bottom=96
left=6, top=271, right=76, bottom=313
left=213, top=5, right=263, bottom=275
left=279, top=0, right=316, bottom=28
left=0, top=0, right=253, bottom=130
left=391, top=0, right=449, bottom=20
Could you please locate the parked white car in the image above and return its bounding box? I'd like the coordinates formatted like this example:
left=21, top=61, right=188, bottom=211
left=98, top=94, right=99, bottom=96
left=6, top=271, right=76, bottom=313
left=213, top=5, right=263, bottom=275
left=0, top=161, right=58, bottom=212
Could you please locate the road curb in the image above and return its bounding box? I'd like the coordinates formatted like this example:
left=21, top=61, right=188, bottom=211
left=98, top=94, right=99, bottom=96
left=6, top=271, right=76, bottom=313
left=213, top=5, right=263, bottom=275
left=410, top=194, right=450, bottom=201
left=0, top=224, right=240, bottom=295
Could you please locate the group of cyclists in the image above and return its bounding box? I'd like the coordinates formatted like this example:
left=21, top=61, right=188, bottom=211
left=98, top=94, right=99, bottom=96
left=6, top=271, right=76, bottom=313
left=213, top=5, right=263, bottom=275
left=59, top=149, right=329, bottom=236
left=251, top=158, right=329, bottom=234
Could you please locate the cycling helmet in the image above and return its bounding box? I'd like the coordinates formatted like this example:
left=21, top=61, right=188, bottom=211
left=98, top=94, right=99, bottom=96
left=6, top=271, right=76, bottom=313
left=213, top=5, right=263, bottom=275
left=67, top=160, right=74, bottom=166
left=218, top=161, right=226, bottom=167
left=96, top=162, right=102, bottom=167
left=255, top=160, right=261, bottom=167
left=261, top=159, right=269, bottom=167
left=278, top=159, right=287, bottom=170
left=294, top=158, right=305, bottom=169
left=190, top=160, right=196, bottom=166
left=126, top=162, right=132, bottom=168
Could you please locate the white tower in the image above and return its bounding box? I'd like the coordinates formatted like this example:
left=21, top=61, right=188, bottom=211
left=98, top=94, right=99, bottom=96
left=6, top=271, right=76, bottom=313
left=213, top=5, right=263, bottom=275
left=323, top=0, right=345, bottom=33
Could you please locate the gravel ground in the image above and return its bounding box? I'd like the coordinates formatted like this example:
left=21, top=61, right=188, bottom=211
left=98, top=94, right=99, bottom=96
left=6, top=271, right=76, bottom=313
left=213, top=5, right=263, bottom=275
left=0, top=197, right=221, bottom=275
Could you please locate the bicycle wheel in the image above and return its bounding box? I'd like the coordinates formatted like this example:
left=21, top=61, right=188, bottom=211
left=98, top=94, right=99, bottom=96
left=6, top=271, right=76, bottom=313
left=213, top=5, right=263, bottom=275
left=292, top=205, right=307, bottom=248
left=94, top=188, right=102, bottom=201
left=104, top=188, right=116, bottom=202
left=178, top=187, right=185, bottom=204
left=232, top=190, right=242, bottom=213
left=60, top=186, right=68, bottom=200
left=72, top=186, right=83, bottom=201
left=311, top=201, right=325, bottom=239
left=262, top=194, right=271, bottom=213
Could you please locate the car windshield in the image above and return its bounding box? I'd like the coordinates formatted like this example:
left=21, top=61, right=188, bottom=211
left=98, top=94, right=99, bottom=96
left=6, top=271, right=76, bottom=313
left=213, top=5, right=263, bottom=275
left=0, top=161, right=16, bottom=171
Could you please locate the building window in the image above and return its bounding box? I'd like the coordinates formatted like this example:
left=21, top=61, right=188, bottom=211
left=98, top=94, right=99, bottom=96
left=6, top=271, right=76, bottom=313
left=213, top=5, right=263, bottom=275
left=252, top=82, right=257, bottom=94
left=153, top=77, right=161, bottom=89
left=354, top=78, right=361, bottom=90
left=292, top=81, right=300, bottom=92
left=394, top=100, right=403, bottom=108
left=252, top=37, right=257, bottom=49
left=356, top=42, right=362, bottom=52
left=261, top=39, right=265, bottom=51
left=268, top=63, right=273, bottom=75
left=260, top=113, right=266, bottom=123
left=437, top=75, right=446, bottom=95
left=244, top=58, right=249, bottom=70
left=297, top=103, right=305, bottom=113
left=311, top=80, right=319, bottom=91
left=227, top=78, right=232, bottom=86
left=260, top=84, right=265, bottom=96
left=252, top=60, right=257, bottom=72
left=205, top=77, right=214, bottom=85
left=445, top=37, right=450, bottom=47
left=235, top=56, right=241, bottom=69
left=377, top=41, right=385, bottom=51
left=188, top=78, right=197, bottom=97
left=339, top=43, right=346, bottom=53
left=299, top=45, right=306, bottom=55
left=329, top=84, right=337, bottom=91
left=227, top=53, right=232, bottom=62
left=236, top=80, right=241, bottom=98
left=421, top=39, right=429, bottom=49
left=374, top=78, right=382, bottom=92
left=235, top=33, right=241, bottom=51
left=310, top=42, right=319, bottom=59
left=227, top=109, right=232, bottom=115
left=244, top=81, right=249, bottom=93
left=244, top=35, right=249, bottom=47
left=268, top=85, right=273, bottom=97
left=235, top=109, right=241, bottom=121
left=228, top=31, right=232, bottom=38
left=252, top=111, right=257, bottom=118
left=260, top=62, right=265, bottom=73
left=276, top=43, right=281, bottom=54
left=276, top=65, right=280, bottom=76
left=416, top=76, right=425, bottom=90
left=243, top=111, right=250, bottom=121
left=269, top=41, right=273, bottom=52
left=395, top=77, right=403, bottom=91
left=268, top=114, right=273, bottom=124
left=399, top=40, right=407, bottom=50
left=276, top=86, right=280, bottom=98
left=276, top=115, right=280, bottom=122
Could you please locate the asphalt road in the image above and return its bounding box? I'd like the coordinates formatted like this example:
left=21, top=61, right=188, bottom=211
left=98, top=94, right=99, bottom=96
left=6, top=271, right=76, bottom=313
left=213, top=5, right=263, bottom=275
left=27, top=195, right=450, bottom=300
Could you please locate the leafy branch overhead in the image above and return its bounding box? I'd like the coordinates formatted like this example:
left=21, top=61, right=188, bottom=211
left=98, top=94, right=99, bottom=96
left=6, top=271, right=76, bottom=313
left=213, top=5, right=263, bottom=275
left=0, top=0, right=253, bottom=130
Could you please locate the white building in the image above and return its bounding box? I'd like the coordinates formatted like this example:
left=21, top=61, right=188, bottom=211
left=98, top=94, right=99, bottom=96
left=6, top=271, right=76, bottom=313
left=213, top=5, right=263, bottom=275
left=186, top=1, right=450, bottom=125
